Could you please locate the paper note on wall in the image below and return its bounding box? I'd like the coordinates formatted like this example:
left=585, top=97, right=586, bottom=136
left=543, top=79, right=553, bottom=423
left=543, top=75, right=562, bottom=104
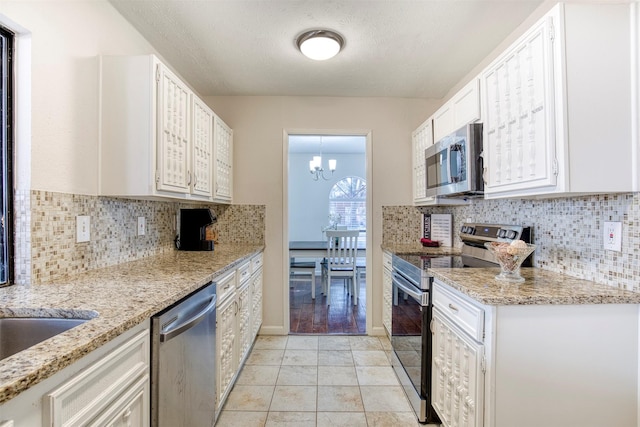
left=422, top=213, right=452, bottom=247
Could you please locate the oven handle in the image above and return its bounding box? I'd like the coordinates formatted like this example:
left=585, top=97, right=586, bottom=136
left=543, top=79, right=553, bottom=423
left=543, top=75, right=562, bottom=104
left=392, top=271, right=424, bottom=305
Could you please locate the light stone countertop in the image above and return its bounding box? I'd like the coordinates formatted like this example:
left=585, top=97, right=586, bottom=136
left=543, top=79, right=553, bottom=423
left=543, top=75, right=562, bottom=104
left=429, top=267, right=640, bottom=306
left=381, top=243, right=462, bottom=257
left=0, top=244, right=263, bottom=404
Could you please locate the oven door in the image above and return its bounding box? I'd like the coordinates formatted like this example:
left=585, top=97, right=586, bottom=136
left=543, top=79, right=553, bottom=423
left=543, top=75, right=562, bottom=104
left=390, top=271, right=439, bottom=423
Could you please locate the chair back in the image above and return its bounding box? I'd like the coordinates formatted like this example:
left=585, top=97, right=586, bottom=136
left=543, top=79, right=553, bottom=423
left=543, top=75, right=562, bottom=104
left=326, top=230, right=359, bottom=270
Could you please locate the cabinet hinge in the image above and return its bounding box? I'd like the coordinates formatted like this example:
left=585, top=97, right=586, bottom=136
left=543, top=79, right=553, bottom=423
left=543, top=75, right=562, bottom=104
left=481, top=353, right=486, bottom=374
left=549, top=20, right=555, bottom=43
left=155, top=171, right=160, bottom=184
left=156, top=65, right=161, bottom=84
left=552, top=158, right=559, bottom=176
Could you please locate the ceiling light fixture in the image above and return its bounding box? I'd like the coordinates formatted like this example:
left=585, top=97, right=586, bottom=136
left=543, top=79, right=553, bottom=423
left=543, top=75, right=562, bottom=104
left=296, top=29, right=344, bottom=61
left=309, top=136, right=337, bottom=181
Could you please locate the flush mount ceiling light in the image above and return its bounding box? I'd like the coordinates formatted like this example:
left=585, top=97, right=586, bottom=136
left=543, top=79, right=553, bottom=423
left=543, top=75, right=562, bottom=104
left=296, top=29, right=344, bottom=61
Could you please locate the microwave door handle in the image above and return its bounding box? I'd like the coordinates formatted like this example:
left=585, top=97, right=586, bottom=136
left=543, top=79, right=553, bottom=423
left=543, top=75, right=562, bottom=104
left=446, top=145, right=453, bottom=184
left=449, top=144, right=463, bottom=182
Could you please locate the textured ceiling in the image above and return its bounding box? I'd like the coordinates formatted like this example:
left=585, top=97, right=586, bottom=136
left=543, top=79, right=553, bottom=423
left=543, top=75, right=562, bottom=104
left=110, top=0, right=544, bottom=98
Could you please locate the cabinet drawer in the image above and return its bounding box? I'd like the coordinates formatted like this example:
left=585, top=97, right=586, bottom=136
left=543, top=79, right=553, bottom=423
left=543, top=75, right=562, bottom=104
left=216, top=270, right=237, bottom=304
left=238, top=261, right=251, bottom=285
left=433, top=282, right=484, bottom=342
left=251, top=253, right=263, bottom=273
left=43, top=329, right=149, bottom=427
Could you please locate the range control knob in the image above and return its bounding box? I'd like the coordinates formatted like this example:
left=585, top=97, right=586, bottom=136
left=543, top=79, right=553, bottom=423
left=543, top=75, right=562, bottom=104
left=507, top=230, right=518, bottom=239
left=461, top=226, right=468, bottom=234
left=468, top=227, right=475, bottom=235
left=497, top=229, right=506, bottom=238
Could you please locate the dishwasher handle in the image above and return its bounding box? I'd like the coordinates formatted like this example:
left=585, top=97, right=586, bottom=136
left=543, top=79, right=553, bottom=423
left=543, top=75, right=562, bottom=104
left=160, top=295, right=217, bottom=342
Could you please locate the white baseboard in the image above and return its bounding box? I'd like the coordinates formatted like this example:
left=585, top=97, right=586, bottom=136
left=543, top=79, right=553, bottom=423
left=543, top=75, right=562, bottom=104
left=258, top=325, right=287, bottom=336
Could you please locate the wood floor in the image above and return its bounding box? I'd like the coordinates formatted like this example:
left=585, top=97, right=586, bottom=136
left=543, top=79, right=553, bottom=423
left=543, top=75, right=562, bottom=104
left=289, top=274, right=366, bottom=334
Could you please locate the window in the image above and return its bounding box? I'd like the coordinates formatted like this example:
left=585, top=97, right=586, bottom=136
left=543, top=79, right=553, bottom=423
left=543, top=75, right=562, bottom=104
left=329, top=176, right=366, bottom=231
left=0, top=26, right=13, bottom=285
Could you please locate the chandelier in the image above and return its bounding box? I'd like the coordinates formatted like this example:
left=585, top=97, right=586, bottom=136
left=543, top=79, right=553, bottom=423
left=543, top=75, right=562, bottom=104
left=309, top=137, right=337, bottom=181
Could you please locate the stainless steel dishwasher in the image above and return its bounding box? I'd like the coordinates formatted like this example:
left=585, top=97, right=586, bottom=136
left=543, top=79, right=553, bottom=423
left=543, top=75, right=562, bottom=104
left=151, top=282, right=217, bottom=427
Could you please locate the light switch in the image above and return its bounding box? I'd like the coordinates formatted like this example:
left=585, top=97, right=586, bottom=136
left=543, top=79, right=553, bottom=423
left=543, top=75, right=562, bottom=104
left=137, top=216, right=146, bottom=236
left=76, top=216, right=90, bottom=243
left=603, top=221, right=622, bottom=252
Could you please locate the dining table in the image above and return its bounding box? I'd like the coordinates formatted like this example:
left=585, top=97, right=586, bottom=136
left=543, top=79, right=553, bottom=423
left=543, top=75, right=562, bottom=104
left=289, top=240, right=366, bottom=259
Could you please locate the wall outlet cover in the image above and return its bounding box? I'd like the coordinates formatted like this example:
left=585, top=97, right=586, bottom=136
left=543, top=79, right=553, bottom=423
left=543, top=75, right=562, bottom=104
left=603, top=221, right=622, bottom=252
left=137, top=216, right=146, bottom=236
left=76, top=215, right=90, bottom=243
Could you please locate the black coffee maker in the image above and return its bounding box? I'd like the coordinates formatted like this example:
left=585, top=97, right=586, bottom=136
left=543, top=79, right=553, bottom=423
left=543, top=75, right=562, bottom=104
left=177, top=208, right=217, bottom=251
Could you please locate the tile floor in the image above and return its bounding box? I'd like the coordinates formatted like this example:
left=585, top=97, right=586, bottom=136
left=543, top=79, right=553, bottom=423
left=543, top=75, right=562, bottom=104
left=216, top=335, right=426, bottom=427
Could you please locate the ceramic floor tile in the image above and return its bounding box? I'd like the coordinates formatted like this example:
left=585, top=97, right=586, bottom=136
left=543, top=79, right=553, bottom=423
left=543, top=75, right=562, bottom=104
left=355, top=366, right=399, bottom=386
left=317, top=366, right=359, bottom=386
left=222, top=385, right=274, bottom=411
left=318, top=335, right=351, bottom=350
left=277, top=365, right=318, bottom=386
left=270, top=385, right=317, bottom=412
left=316, top=411, right=368, bottom=427
left=317, top=386, right=364, bottom=412
left=282, top=349, right=318, bottom=366
left=266, top=411, right=317, bottom=426
left=317, top=350, right=354, bottom=366
left=216, top=410, right=268, bottom=426
left=349, top=336, right=384, bottom=351
left=254, top=335, right=289, bottom=350
left=286, top=335, right=319, bottom=350
left=378, top=336, right=393, bottom=351
left=360, top=386, right=412, bottom=412
left=246, top=349, right=285, bottom=366
left=351, top=350, right=391, bottom=366
left=236, top=365, right=280, bottom=385
left=365, top=411, right=423, bottom=426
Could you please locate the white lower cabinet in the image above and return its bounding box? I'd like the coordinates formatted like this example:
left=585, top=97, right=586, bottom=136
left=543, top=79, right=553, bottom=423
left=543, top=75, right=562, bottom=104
left=382, top=251, right=392, bottom=337
left=216, top=251, right=264, bottom=415
left=0, top=320, right=150, bottom=427
left=432, top=279, right=639, bottom=427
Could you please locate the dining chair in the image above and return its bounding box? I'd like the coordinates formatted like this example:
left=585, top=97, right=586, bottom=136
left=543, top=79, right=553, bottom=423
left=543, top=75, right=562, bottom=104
left=322, top=230, right=360, bottom=305
left=290, top=259, right=317, bottom=299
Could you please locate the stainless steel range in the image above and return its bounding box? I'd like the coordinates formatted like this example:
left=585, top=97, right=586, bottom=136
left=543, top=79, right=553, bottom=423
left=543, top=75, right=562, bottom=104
left=389, top=223, right=531, bottom=424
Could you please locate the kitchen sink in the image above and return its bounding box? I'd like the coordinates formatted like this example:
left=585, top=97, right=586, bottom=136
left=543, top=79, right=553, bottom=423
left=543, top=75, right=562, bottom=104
left=0, top=316, right=91, bottom=360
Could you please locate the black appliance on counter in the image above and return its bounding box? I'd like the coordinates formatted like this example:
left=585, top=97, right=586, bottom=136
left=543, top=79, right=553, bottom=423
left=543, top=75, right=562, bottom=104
left=390, top=222, right=531, bottom=424
left=176, top=208, right=217, bottom=251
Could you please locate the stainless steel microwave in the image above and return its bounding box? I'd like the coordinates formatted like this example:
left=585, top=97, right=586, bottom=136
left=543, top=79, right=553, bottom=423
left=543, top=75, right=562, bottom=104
left=425, top=123, right=484, bottom=198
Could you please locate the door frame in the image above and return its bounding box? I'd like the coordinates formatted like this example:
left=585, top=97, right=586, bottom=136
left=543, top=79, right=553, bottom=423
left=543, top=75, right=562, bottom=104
left=282, top=128, right=373, bottom=334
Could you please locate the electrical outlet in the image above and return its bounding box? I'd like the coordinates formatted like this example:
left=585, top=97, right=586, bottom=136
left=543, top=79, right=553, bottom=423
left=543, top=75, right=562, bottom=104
left=603, top=221, right=622, bottom=252
left=137, top=216, right=146, bottom=236
left=76, top=216, right=90, bottom=243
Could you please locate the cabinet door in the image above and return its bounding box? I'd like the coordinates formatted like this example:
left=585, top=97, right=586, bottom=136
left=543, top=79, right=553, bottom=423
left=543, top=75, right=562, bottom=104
left=382, top=266, right=392, bottom=337
left=251, top=267, right=263, bottom=340
left=433, top=104, right=454, bottom=143
left=432, top=309, right=484, bottom=427
left=156, top=64, right=192, bottom=194
left=237, top=279, right=252, bottom=364
left=412, top=119, right=433, bottom=203
left=191, top=96, right=214, bottom=197
left=216, top=294, right=237, bottom=409
left=88, top=374, right=149, bottom=427
left=483, top=17, right=556, bottom=196
left=452, top=79, right=480, bottom=130
left=213, top=115, right=233, bottom=203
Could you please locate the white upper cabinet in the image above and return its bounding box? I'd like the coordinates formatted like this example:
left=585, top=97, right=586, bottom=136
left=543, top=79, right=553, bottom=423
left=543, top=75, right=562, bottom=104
left=412, top=118, right=433, bottom=204
left=433, top=78, right=481, bottom=143
left=213, top=115, right=233, bottom=203
left=482, top=3, right=634, bottom=198
left=99, top=54, right=232, bottom=203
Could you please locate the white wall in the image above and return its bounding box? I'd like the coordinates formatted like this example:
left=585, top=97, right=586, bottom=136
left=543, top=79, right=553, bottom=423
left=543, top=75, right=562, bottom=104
left=0, top=0, right=157, bottom=195
left=205, top=96, right=438, bottom=335
left=289, top=152, right=366, bottom=241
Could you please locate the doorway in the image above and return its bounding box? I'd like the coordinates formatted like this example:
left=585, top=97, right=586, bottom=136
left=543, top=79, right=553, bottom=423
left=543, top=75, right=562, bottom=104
left=287, top=133, right=368, bottom=334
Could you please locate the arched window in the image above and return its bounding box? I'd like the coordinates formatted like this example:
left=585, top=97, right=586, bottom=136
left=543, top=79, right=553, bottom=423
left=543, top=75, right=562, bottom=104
left=329, top=176, right=366, bottom=231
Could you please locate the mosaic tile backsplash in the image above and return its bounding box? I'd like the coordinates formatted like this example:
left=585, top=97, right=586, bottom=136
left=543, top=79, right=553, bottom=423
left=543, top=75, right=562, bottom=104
left=24, top=191, right=265, bottom=284
left=383, top=193, right=640, bottom=293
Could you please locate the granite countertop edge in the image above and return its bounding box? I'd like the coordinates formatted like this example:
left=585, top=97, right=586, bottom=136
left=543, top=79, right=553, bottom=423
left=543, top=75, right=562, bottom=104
left=0, top=243, right=264, bottom=404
